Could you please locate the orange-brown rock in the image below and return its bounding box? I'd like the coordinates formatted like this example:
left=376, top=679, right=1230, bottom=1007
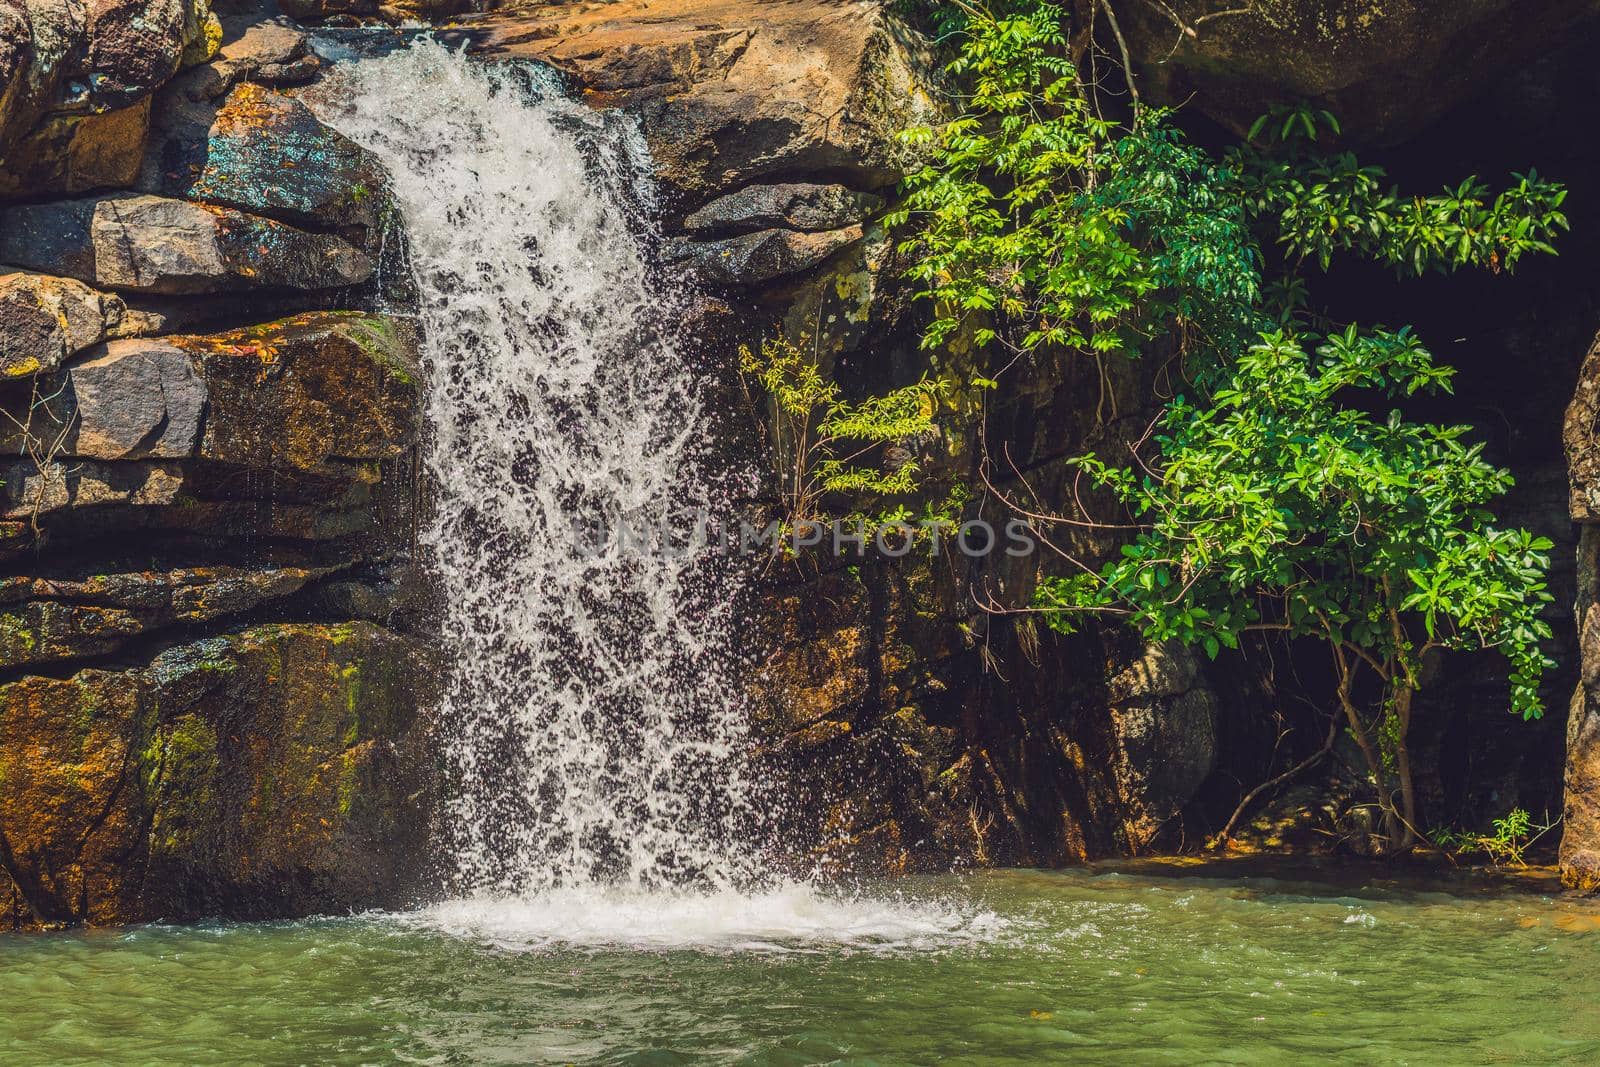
left=0, top=622, right=434, bottom=928
left=450, top=0, right=938, bottom=205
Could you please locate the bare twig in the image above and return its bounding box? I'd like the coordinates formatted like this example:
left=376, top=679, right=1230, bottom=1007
left=1210, top=710, right=1339, bottom=848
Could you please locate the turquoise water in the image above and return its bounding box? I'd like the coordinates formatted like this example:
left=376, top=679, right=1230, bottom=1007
left=4, top=866, right=1598, bottom=1065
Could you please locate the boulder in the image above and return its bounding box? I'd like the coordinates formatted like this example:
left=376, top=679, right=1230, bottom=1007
left=87, top=0, right=221, bottom=107
left=454, top=0, right=940, bottom=203
left=0, top=622, right=434, bottom=926
left=0, top=98, right=154, bottom=199
left=1119, top=0, right=1600, bottom=142
left=0, top=193, right=372, bottom=294
left=684, top=182, right=884, bottom=238
left=0, top=0, right=222, bottom=199
left=1105, top=641, right=1218, bottom=848
left=665, top=225, right=864, bottom=287
left=169, top=14, right=313, bottom=101
left=141, top=81, right=388, bottom=232
left=70, top=340, right=208, bottom=459
left=0, top=270, right=131, bottom=378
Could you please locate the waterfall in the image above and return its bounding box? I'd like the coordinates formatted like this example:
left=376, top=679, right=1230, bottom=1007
left=314, top=40, right=757, bottom=898
left=310, top=39, right=995, bottom=950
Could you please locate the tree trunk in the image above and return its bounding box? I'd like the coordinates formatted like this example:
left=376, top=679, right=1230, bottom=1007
left=1391, top=684, right=1418, bottom=852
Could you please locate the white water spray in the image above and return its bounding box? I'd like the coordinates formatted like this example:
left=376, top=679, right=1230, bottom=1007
left=315, top=39, right=998, bottom=949
left=317, top=40, right=754, bottom=896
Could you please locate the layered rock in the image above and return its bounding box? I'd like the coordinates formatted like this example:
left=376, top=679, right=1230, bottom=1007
left=0, top=5, right=431, bottom=927
left=0, top=194, right=372, bottom=294
left=0, top=311, right=418, bottom=544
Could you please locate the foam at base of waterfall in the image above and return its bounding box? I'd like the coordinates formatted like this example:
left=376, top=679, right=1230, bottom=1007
left=407, top=884, right=1012, bottom=954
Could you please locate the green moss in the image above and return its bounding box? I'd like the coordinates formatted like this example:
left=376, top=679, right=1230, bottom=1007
left=342, top=316, right=417, bottom=387
left=336, top=749, right=360, bottom=817
left=0, top=613, right=36, bottom=655
left=144, top=715, right=221, bottom=855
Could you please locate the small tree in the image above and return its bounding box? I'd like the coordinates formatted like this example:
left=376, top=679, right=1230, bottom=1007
left=1036, top=328, right=1556, bottom=852
left=739, top=333, right=946, bottom=537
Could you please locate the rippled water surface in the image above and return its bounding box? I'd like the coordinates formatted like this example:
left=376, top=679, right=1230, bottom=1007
left=5, top=866, right=1599, bottom=1065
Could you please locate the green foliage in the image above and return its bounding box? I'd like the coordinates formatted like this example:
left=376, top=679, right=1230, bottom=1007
left=740, top=333, right=946, bottom=530
left=1232, top=105, right=1569, bottom=277
left=1431, top=808, right=1550, bottom=867
left=887, top=3, right=1260, bottom=359
left=891, top=5, right=1566, bottom=367
left=1037, top=329, right=1556, bottom=719
left=890, top=2, right=1567, bottom=850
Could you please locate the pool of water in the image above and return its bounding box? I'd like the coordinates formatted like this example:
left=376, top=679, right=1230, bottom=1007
left=4, top=865, right=1598, bottom=1065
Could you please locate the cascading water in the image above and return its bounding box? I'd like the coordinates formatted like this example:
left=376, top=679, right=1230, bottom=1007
left=313, top=39, right=997, bottom=949
left=316, top=39, right=757, bottom=896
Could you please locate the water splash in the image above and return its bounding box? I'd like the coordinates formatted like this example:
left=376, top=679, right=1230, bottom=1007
left=315, top=40, right=755, bottom=896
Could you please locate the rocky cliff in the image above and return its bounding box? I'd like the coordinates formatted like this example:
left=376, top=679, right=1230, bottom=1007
left=3, top=0, right=1600, bottom=925
left=0, top=1, right=434, bottom=926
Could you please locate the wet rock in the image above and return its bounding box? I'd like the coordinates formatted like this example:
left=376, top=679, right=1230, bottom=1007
left=665, top=225, right=864, bottom=287
left=457, top=0, right=940, bottom=202
left=683, top=183, right=884, bottom=238
left=181, top=311, right=419, bottom=471
left=1120, top=0, right=1600, bottom=142
left=0, top=622, right=434, bottom=926
left=0, top=271, right=131, bottom=378
left=0, top=564, right=336, bottom=667
left=141, top=82, right=388, bottom=232
left=0, top=193, right=372, bottom=294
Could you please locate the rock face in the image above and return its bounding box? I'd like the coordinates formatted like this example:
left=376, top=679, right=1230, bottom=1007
left=0, top=0, right=222, bottom=197
left=1119, top=0, right=1600, bottom=142
left=0, top=194, right=373, bottom=294
left=453, top=0, right=938, bottom=204
left=0, top=2, right=431, bottom=929
left=0, top=622, right=433, bottom=926
left=1563, top=333, right=1600, bottom=890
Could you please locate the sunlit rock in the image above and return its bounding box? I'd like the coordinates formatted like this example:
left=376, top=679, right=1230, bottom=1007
left=0, top=193, right=372, bottom=294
